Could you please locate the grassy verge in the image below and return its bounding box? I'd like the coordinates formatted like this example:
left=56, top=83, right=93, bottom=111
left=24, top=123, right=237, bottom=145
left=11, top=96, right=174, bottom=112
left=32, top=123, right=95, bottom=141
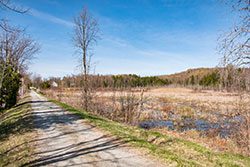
left=51, top=99, right=250, bottom=167
left=0, top=95, right=35, bottom=167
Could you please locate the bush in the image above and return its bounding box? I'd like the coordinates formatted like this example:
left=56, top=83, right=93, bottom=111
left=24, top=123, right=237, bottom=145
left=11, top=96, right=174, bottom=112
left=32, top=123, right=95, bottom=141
left=40, top=81, right=51, bottom=89
left=0, top=64, right=21, bottom=109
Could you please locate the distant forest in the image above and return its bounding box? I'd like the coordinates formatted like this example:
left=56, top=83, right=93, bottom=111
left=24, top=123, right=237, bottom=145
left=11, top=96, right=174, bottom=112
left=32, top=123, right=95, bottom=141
left=34, top=67, right=250, bottom=91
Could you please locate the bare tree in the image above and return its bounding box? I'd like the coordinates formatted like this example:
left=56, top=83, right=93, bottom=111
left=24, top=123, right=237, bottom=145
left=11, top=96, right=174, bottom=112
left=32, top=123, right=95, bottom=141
left=73, top=7, right=99, bottom=111
left=0, top=21, right=39, bottom=94
left=218, top=1, right=250, bottom=155
left=31, top=73, right=42, bottom=88
left=219, top=0, right=249, bottom=67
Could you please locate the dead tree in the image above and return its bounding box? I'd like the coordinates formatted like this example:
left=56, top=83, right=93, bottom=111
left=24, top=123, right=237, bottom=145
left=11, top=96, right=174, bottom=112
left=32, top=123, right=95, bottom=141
left=73, top=7, right=99, bottom=111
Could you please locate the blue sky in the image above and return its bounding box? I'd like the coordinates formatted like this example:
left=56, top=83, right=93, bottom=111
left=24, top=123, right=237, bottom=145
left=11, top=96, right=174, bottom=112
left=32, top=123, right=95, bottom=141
left=1, top=0, right=236, bottom=78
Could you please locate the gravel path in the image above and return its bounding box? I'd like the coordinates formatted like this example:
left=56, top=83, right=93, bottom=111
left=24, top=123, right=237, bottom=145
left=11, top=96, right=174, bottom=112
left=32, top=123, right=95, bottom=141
left=28, top=91, right=165, bottom=167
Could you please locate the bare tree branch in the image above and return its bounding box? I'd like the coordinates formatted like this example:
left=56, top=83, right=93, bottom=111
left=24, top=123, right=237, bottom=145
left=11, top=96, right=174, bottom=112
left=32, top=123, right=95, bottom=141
left=219, top=0, right=250, bottom=67
left=0, top=21, right=39, bottom=91
left=0, top=0, right=28, bottom=14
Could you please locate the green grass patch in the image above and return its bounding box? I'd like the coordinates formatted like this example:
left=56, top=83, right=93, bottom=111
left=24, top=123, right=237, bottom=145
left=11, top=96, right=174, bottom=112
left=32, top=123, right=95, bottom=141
left=0, top=95, right=35, bottom=167
left=51, top=99, right=250, bottom=167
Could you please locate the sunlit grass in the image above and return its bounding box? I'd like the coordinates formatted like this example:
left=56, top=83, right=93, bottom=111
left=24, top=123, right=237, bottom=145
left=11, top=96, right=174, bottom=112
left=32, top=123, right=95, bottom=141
left=0, top=95, right=35, bottom=167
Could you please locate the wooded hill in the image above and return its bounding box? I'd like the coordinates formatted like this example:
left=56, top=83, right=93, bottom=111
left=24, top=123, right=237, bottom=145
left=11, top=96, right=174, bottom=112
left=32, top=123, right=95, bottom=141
left=159, top=68, right=220, bottom=87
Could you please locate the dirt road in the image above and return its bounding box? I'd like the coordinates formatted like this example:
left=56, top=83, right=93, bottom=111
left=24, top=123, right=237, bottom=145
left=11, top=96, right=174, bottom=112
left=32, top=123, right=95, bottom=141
left=27, top=91, right=165, bottom=167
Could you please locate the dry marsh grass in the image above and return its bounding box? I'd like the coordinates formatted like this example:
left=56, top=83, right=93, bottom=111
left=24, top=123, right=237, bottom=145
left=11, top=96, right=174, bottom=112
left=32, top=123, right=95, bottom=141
left=42, top=87, right=250, bottom=156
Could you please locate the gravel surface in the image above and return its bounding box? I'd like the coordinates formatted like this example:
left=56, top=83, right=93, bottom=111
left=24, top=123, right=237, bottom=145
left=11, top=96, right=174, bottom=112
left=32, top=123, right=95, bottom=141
left=28, top=91, right=165, bottom=167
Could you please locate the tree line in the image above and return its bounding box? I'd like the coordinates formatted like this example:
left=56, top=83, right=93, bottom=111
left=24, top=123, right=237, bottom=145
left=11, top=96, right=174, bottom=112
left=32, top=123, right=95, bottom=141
left=35, top=66, right=249, bottom=92
left=35, top=74, right=171, bottom=89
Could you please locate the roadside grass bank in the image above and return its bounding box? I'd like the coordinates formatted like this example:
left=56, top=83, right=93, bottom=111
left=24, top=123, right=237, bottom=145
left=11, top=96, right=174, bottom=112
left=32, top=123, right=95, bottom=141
left=51, top=99, right=250, bottom=167
left=0, top=95, right=35, bottom=167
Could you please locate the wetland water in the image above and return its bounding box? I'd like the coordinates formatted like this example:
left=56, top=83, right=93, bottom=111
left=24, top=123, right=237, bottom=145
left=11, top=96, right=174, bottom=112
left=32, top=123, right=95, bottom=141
left=139, top=116, right=242, bottom=137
